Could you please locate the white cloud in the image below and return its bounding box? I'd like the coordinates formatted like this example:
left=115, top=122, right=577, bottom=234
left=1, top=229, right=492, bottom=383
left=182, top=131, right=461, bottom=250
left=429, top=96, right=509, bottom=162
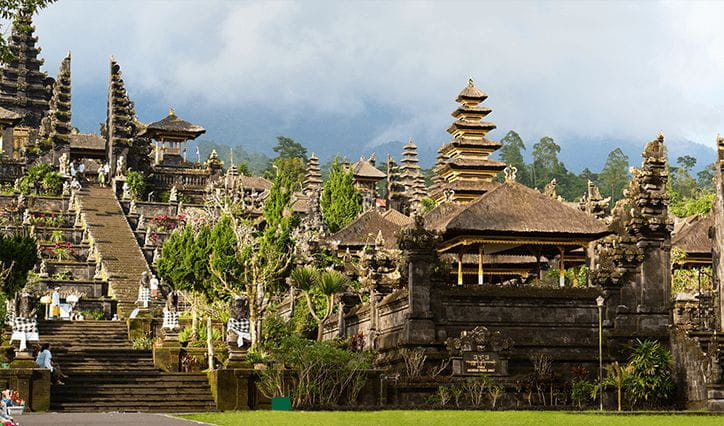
left=32, top=0, right=723, bottom=158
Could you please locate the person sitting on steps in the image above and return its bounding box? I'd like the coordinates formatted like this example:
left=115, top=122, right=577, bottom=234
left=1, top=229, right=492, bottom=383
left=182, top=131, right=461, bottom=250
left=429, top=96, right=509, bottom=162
left=35, top=343, right=68, bottom=385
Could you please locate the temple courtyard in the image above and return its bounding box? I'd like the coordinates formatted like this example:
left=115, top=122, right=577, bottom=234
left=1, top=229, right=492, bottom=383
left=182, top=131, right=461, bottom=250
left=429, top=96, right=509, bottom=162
left=0, top=1, right=724, bottom=424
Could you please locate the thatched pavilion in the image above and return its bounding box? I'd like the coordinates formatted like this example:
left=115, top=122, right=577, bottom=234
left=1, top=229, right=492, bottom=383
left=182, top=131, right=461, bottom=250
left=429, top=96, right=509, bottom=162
left=426, top=170, right=610, bottom=286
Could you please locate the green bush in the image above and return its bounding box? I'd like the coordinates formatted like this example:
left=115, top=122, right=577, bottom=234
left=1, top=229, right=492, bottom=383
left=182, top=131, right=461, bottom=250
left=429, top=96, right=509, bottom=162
left=17, top=164, right=62, bottom=195
left=79, top=310, right=105, bottom=320
left=257, top=335, right=373, bottom=408
left=132, top=336, right=153, bottom=350
left=125, top=170, right=146, bottom=200
left=571, top=379, right=595, bottom=408
left=625, top=339, right=675, bottom=409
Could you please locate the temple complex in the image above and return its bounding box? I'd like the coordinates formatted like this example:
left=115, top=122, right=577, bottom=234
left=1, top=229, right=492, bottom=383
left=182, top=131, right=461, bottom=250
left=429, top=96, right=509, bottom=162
left=0, top=10, right=723, bottom=414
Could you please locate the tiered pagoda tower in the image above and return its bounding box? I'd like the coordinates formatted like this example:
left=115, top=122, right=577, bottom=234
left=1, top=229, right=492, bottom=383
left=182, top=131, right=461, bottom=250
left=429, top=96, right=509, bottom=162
left=386, top=154, right=406, bottom=212
left=105, top=57, right=137, bottom=176
left=303, top=153, right=322, bottom=196
left=431, top=79, right=506, bottom=203
left=42, top=53, right=72, bottom=164
left=399, top=139, right=427, bottom=214
left=0, top=12, right=52, bottom=129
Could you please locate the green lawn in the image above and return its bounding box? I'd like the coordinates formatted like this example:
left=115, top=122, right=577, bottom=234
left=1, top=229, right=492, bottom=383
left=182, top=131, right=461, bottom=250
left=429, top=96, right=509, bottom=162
left=181, top=410, right=723, bottom=426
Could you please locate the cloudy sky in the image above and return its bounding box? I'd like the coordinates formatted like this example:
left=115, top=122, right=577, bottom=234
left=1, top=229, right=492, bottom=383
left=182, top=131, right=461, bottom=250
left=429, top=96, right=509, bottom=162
left=27, top=0, right=724, bottom=170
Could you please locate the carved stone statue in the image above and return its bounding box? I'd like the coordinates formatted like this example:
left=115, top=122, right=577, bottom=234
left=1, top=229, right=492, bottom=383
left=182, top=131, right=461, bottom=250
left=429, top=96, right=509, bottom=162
left=121, top=181, right=131, bottom=200
left=62, top=181, right=70, bottom=196
left=22, top=209, right=31, bottom=225
left=116, top=155, right=126, bottom=176
left=58, top=152, right=70, bottom=177
left=169, top=186, right=178, bottom=203
left=39, top=259, right=48, bottom=278
left=129, top=199, right=137, bottom=215
left=227, top=296, right=250, bottom=349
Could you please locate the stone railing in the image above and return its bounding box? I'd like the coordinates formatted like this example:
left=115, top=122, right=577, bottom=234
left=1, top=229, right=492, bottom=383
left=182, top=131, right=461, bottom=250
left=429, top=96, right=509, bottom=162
left=148, top=168, right=211, bottom=189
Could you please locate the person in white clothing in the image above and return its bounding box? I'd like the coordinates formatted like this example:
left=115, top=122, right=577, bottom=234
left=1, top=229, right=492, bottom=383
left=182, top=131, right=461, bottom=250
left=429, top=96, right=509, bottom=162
left=36, top=343, right=66, bottom=384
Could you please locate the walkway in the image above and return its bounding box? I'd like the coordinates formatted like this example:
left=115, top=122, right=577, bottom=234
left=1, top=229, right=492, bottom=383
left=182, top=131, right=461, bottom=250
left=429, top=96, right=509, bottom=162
left=17, top=412, right=211, bottom=426
left=77, top=186, right=151, bottom=317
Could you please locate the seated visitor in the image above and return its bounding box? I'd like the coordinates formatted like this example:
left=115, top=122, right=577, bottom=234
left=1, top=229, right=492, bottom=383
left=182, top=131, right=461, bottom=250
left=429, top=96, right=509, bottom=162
left=35, top=343, right=67, bottom=385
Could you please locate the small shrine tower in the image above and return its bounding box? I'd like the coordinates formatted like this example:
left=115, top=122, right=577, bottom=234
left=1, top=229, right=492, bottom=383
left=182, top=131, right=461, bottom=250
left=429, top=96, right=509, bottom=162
left=431, top=79, right=506, bottom=203
left=139, top=108, right=206, bottom=167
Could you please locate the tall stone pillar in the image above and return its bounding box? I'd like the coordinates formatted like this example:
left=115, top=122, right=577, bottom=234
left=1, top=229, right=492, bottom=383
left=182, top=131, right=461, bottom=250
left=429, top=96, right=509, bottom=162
left=398, top=215, right=442, bottom=346
left=713, top=136, right=724, bottom=332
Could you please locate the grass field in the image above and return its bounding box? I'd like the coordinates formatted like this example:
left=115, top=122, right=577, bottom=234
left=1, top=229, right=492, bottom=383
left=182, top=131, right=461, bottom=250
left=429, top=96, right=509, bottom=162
left=181, top=410, right=723, bottom=426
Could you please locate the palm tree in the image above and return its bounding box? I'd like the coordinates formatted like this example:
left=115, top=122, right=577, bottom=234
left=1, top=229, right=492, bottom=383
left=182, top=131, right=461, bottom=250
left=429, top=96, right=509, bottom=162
left=290, top=267, right=349, bottom=341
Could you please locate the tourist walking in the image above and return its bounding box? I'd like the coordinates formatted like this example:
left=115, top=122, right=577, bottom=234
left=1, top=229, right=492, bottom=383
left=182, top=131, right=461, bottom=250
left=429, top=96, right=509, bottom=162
left=36, top=343, right=67, bottom=384
left=78, top=161, right=86, bottom=181
left=98, top=162, right=107, bottom=187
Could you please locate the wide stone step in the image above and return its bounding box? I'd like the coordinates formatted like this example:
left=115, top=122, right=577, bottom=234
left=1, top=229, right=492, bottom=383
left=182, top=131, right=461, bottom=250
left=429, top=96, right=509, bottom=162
left=49, top=402, right=217, bottom=412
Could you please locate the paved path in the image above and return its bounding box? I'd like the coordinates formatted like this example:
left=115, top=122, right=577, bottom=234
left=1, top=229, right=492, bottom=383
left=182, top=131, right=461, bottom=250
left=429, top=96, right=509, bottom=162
left=15, top=412, right=211, bottom=426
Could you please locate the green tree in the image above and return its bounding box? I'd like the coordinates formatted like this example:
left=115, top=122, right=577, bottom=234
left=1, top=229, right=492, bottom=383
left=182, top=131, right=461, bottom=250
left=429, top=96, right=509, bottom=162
left=0, top=1, right=57, bottom=64
left=670, top=156, right=698, bottom=199
left=697, top=162, right=716, bottom=191
left=157, top=224, right=215, bottom=338
left=273, top=136, right=308, bottom=160
left=264, top=157, right=306, bottom=190
left=531, top=136, right=564, bottom=189
left=598, top=148, right=630, bottom=204
left=0, top=233, right=38, bottom=296
left=497, top=130, right=531, bottom=186
left=320, top=158, right=363, bottom=233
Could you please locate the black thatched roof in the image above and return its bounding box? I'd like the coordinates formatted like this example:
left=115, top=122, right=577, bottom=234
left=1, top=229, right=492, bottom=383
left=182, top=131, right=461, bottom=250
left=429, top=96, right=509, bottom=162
left=0, top=106, right=22, bottom=125
left=428, top=180, right=610, bottom=239
left=672, top=213, right=713, bottom=256
left=70, top=133, right=105, bottom=150
left=330, top=209, right=405, bottom=249
left=138, top=109, right=206, bottom=140
left=352, top=158, right=386, bottom=179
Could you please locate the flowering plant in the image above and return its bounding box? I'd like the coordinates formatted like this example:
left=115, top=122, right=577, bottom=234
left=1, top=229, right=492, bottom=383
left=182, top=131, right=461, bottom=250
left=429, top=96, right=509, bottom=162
left=46, top=241, right=75, bottom=261
left=149, top=215, right=186, bottom=233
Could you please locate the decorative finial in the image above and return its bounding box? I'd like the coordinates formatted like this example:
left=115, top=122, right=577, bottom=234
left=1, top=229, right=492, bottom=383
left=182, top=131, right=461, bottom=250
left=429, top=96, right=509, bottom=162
left=468, top=78, right=474, bottom=87
left=169, top=107, right=176, bottom=116
left=503, top=165, right=517, bottom=182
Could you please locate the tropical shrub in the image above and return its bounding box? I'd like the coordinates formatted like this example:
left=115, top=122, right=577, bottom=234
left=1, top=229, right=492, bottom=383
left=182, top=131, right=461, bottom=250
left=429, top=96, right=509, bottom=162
left=257, top=335, right=373, bottom=408
left=125, top=170, right=146, bottom=200
left=625, top=339, right=675, bottom=409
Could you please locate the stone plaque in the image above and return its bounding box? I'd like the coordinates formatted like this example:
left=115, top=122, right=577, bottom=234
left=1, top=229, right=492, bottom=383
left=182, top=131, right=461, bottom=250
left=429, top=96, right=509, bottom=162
left=462, top=351, right=500, bottom=374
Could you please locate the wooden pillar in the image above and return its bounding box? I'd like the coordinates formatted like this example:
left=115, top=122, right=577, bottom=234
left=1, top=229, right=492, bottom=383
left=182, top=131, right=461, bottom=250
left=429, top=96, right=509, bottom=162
left=478, top=245, right=484, bottom=285
left=559, top=247, right=566, bottom=287
left=457, top=251, right=464, bottom=286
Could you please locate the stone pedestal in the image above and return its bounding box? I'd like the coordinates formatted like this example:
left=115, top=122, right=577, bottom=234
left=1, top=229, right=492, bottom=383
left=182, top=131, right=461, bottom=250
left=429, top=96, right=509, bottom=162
left=153, top=329, right=182, bottom=372
left=225, top=342, right=250, bottom=369
left=11, top=349, right=37, bottom=369
left=127, top=317, right=151, bottom=341
left=207, top=368, right=254, bottom=410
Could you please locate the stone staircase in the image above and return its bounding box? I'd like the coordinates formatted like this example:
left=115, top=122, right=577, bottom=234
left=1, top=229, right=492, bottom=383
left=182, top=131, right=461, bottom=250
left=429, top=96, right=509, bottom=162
left=77, top=186, right=151, bottom=318
left=40, top=320, right=217, bottom=413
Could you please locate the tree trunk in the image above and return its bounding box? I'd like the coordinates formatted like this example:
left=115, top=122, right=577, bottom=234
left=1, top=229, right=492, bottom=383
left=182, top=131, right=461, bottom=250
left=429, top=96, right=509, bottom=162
left=617, top=386, right=622, bottom=411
